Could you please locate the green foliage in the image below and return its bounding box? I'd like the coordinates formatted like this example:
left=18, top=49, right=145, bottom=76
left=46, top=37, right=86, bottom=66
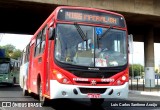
left=155, top=69, right=158, bottom=73
left=129, top=64, right=144, bottom=77
left=0, top=44, right=22, bottom=59
left=11, top=49, right=22, bottom=59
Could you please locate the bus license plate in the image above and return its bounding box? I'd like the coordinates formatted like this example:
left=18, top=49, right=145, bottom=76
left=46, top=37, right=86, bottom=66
left=87, top=93, right=101, bottom=98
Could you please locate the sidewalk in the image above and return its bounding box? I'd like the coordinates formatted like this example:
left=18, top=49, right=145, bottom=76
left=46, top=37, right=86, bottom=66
left=129, top=90, right=160, bottom=96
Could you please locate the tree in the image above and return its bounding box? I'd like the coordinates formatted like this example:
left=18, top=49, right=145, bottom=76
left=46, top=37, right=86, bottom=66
left=0, top=44, right=22, bottom=59
left=129, top=64, right=144, bottom=77
left=155, top=69, right=158, bottom=73
left=12, top=49, right=22, bottom=59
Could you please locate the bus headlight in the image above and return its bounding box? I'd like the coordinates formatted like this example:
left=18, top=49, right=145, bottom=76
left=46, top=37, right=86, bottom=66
left=53, top=70, right=72, bottom=84
left=122, top=76, right=126, bottom=81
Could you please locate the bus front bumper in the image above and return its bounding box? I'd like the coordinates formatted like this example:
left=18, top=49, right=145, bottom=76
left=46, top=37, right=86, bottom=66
left=50, top=80, right=128, bottom=99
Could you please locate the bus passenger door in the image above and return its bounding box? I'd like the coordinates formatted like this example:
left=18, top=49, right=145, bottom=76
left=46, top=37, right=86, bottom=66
left=28, top=43, right=34, bottom=91
left=44, top=26, right=54, bottom=95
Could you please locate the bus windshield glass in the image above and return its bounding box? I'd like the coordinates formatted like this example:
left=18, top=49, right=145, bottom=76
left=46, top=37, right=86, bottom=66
left=0, top=63, right=9, bottom=74
left=55, top=24, right=127, bottom=67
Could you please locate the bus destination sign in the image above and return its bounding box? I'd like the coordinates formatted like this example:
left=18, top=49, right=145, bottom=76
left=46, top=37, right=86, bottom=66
left=57, top=9, right=125, bottom=27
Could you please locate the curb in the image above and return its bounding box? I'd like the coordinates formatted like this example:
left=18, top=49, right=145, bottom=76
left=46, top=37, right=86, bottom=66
left=129, top=90, right=160, bottom=96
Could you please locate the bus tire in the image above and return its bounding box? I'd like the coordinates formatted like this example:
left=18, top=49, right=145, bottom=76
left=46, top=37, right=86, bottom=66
left=38, top=81, right=49, bottom=106
left=23, top=88, right=28, bottom=96
left=23, top=79, right=28, bottom=96
left=90, top=98, right=104, bottom=106
left=13, top=77, right=16, bottom=84
left=23, top=88, right=29, bottom=96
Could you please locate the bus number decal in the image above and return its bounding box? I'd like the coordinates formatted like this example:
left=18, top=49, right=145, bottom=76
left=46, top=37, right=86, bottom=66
left=101, top=78, right=115, bottom=82
left=73, top=78, right=89, bottom=81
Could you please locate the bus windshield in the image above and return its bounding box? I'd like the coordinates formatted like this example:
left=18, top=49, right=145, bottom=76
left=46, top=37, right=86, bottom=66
left=0, top=63, right=9, bottom=74
left=55, top=24, right=127, bottom=67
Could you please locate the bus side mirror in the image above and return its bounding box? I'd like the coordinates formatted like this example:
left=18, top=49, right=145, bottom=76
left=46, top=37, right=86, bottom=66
left=49, top=27, right=55, bottom=40
left=128, top=34, right=133, bottom=54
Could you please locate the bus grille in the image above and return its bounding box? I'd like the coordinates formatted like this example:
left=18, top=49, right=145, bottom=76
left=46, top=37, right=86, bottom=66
left=70, top=70, right=116, bottom=78
left=79, top=88, right=107, bottom=94
left=75, top=81, right=110, bottom=85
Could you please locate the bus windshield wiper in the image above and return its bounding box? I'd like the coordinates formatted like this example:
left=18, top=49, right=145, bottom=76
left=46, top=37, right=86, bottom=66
left=74, top=22, right=87, bottom=41
left=99, top=25, right=112, bottom=40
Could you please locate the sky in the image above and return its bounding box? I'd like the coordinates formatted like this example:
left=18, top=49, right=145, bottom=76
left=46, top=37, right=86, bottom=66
left=129, top=42, right=160, bottom=68
left=129, top=42, right=144, bottom=65
left=0, top=33, right=32, bottom=51
left=0, top=33, right=160, bottom=68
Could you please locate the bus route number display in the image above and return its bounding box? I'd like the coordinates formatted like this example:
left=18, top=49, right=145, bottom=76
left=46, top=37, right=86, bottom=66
left=57, top=9, right=125, bottom=27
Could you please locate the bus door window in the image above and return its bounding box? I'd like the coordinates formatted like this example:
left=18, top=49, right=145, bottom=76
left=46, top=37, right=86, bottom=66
left=14, top=62, right=19, bottom=71
left=34, top=32, right=42, bottom=57
left=40, top=26, right=47, bottom=54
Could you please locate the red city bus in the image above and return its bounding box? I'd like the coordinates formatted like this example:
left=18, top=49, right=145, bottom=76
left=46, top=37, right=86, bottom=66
left=20, top=6, right=129, bottom=106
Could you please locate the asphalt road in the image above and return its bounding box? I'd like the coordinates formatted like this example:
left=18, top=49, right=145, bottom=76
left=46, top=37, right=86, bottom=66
left=0, top=84, right=160, bottom=110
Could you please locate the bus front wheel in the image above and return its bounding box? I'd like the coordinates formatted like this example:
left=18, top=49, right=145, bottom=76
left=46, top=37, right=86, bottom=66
left=13, top=77, right=16, bottom=84
left=23, top=79, right=28, bottom=96
left=38, top=82, right=49, bottom=106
